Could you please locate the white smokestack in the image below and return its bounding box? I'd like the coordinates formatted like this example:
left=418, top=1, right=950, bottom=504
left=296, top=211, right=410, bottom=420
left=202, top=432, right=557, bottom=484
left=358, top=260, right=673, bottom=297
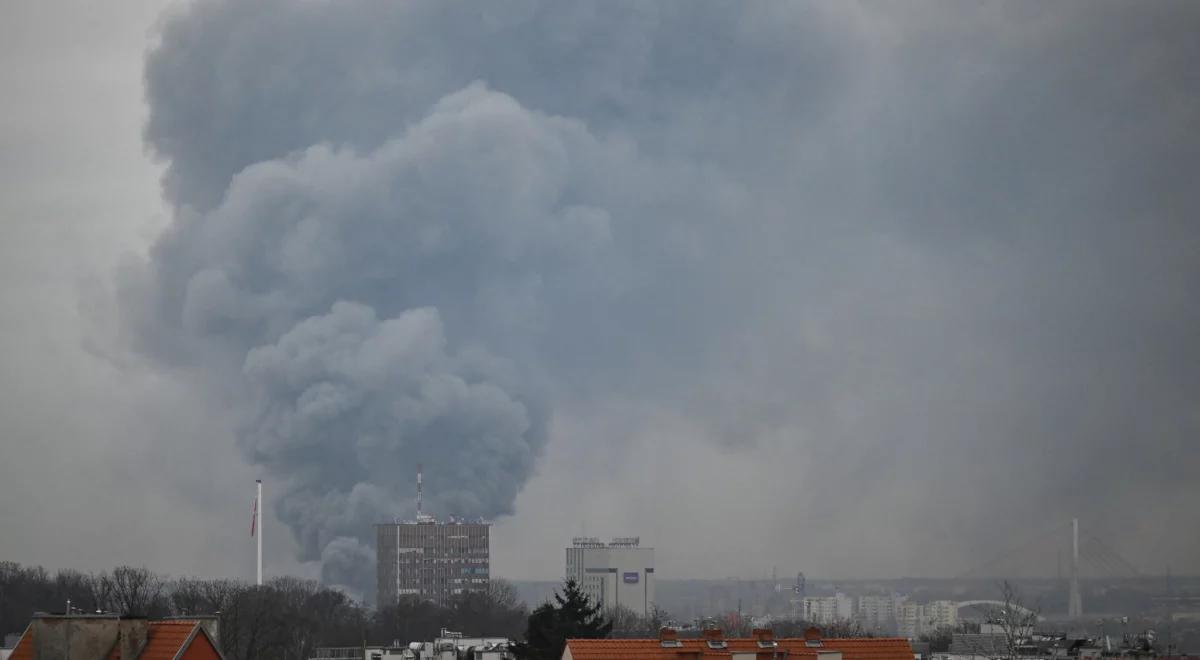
left=1068, top=517, right=1082, bottom=617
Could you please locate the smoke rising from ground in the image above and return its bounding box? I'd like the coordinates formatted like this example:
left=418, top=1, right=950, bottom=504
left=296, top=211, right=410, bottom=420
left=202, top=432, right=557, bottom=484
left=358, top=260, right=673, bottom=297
left=109, top=0, right=1200, bottom=589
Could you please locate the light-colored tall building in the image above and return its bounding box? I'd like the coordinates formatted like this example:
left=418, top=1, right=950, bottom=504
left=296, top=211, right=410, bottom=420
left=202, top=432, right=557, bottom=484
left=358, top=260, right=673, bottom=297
left=565, top=537, right=655, bottom=615
left=801, top=593, right=854, bottom=624
left=896, top=600, right=958, bottom=639
left=896, top=602, right=924, bottom=639
left=926, top=600, right=958, bottom=630
left=857, top=594, right=905, bottom=631
left=376, top=519, right=491, bottom=608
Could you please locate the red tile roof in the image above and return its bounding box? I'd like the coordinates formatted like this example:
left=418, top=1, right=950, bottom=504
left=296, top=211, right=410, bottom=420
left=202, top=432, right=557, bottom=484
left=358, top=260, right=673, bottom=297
left=821, top=638, right=916, bottom=660
left=8, top=619, right=220, bottom=660
left=564, top=636, right=913, bottom=660
left=140, top=621, right=203, bottom=660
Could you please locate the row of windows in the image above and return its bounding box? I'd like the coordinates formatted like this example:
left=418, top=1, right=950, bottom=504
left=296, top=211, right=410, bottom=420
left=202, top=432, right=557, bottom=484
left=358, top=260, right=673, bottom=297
left=393, top=552, right=487, bottom=556
left=393, top=561, right=487, bottom=566
left=391, top=577, right=492, bottom=586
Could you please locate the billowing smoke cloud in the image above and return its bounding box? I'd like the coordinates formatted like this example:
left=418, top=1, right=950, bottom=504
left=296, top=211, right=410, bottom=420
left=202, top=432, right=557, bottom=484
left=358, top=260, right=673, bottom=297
left=119, top=80, right=652, bottom=588
left=119, top=0, right=1200, bottom=591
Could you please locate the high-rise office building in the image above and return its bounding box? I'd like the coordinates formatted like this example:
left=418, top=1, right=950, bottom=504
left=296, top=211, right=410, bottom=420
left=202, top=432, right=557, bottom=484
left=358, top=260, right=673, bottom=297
left=376, top=518, right=491, bottom=608
left=565, top=537, right=655, bottom=615
left=376, top=465, right=490, bottom=608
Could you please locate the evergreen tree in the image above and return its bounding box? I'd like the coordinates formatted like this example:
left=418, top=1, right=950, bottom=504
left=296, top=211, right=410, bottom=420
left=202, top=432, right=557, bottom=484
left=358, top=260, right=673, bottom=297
left=517, top=579, right=611, bottom=660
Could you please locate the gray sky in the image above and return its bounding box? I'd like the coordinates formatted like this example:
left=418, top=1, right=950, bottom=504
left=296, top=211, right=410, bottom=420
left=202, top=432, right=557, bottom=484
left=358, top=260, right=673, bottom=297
left=1, top=1, right=1198, bottom=594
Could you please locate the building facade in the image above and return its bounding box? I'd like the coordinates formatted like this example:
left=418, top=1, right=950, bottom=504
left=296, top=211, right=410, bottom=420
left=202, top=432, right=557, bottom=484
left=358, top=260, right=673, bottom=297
left=565, top=537, right=655, bottom=615
left=802, top=594, right=855, bottom=625
left=897, top=600, right=958, bottom=639
left=926, top=600, right=958, bottom=630
left=857, top=594, right=905, bottom=632
left=377, top=520, right=490, bottom=608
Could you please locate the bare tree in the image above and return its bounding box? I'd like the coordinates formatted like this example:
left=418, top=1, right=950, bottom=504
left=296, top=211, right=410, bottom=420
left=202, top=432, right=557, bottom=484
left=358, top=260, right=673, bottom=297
left=488, top=579, right=522, bottom=611
left=919, top=625, right=955, bottom=653
left=98, top=566, right=168, bottom=616
left=171, top=579, right=208, bottom=616
left=823, top=620, right=874, bottom=639
left=966, top=581, right=1041, bottom=660
left=87, top=572, right=115, bottom=613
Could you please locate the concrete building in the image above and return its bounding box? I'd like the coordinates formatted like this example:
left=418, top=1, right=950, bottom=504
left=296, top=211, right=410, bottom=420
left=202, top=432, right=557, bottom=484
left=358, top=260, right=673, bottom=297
left=376, top=519, right=490, bottom=608
left=896, top=602, right=924, bottom=639
left=857, top=594, right=905, bottom=631
left=802, top=594, right=854, bottom=625
left=927, top=600, right=958, bottom=630
left=565, top=537, right=655, bottom=615
left=897, top=601, right=958, bottom=639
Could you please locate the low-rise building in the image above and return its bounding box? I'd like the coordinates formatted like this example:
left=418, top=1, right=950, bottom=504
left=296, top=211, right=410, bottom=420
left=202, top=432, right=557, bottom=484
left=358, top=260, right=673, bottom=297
left=311, top=632, right=515, bottom=660
left=562, top=627, right=914, bottom=660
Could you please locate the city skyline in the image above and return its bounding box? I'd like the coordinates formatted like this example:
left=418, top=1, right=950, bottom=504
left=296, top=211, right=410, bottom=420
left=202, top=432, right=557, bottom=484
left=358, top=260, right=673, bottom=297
left=2, top=0, right=1199, bottom=593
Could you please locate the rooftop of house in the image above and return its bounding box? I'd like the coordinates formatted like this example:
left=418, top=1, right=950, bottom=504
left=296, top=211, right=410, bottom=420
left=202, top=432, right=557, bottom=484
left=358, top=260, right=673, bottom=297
left=563, top=628, right=914, bottom=660
left=6, top=617, right=221, bottom=660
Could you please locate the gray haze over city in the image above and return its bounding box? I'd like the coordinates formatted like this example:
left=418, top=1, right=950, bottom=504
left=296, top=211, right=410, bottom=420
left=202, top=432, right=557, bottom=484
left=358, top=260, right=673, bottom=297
left=2, top=0, right=1198, bottom=599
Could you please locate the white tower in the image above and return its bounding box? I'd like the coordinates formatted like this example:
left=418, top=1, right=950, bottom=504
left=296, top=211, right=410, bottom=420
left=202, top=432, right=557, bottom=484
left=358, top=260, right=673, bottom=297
left=1068, top=517, right=1082, bottom=617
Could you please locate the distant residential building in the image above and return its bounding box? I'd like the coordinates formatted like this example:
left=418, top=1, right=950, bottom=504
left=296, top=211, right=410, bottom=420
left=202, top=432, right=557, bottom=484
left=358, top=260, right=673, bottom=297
left=896, top=600, right=958, bottom=639
left=376, top=518, right=490, bottom=608
left=564, top=537, right=655, bottom=615
left=858, top=594, right=905, bottom=631
left=927, top=600, right=958, bottom=630
left=897, top=602, right=923, bottom=639
left=802, top=594, right=854, bottom=624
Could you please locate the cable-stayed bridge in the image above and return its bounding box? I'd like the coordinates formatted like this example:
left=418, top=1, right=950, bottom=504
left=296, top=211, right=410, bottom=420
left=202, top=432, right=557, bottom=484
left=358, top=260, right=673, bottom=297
left=957, top=518, right=1143, bottom=618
